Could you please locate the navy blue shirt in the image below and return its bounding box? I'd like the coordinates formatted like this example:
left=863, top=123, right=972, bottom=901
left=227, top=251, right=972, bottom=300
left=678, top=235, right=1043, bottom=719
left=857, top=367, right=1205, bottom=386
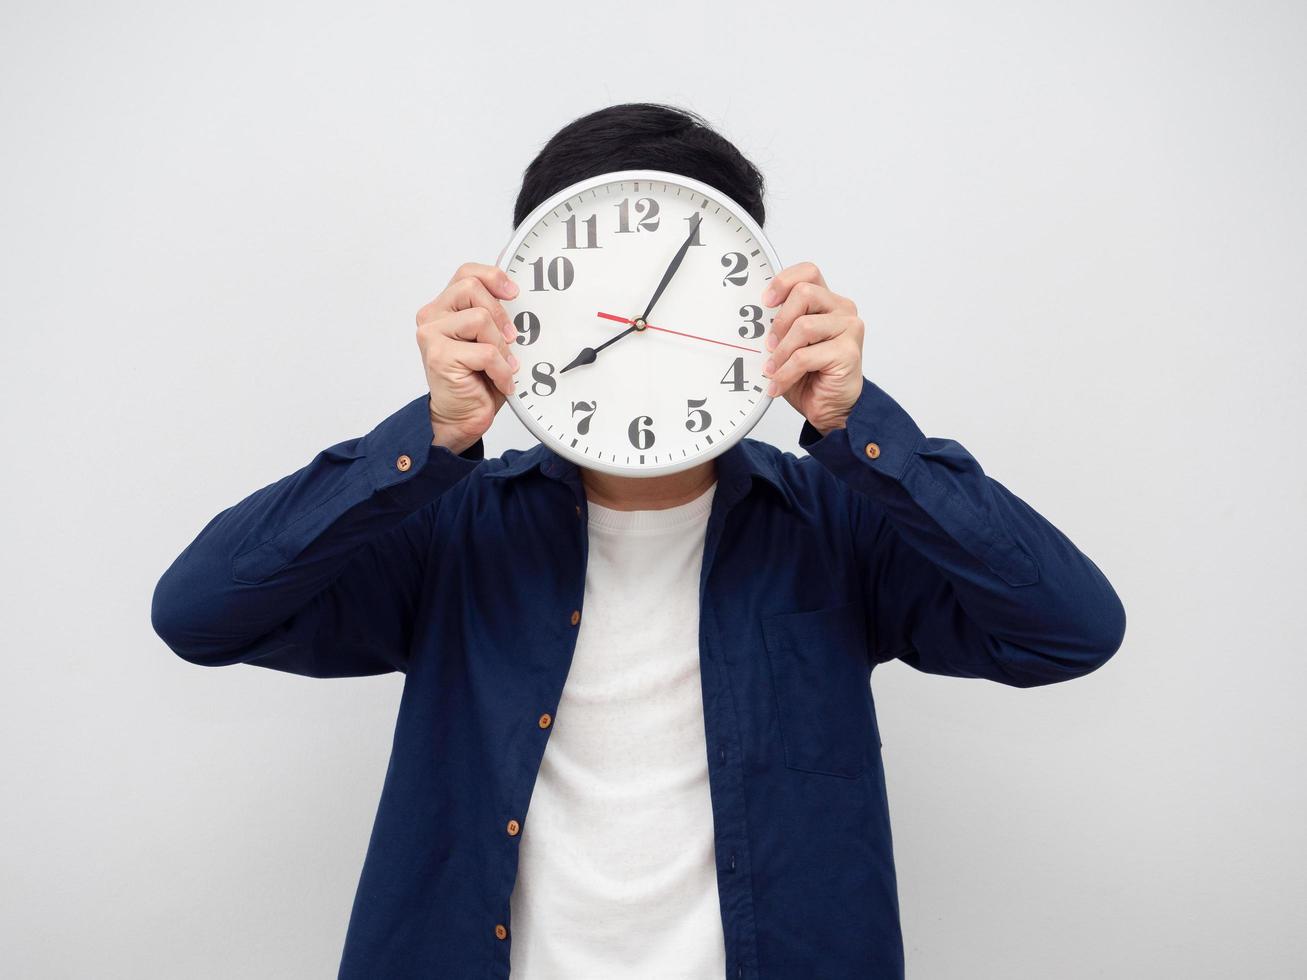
left=151, top=377, right=1126, bottom=979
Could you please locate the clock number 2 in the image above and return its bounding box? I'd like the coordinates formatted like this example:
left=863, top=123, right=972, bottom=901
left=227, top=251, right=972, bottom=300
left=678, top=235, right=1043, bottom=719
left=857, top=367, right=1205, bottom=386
left=530, top=256, right=574, bottom=292
left=721, top=252, right=748, bottom=287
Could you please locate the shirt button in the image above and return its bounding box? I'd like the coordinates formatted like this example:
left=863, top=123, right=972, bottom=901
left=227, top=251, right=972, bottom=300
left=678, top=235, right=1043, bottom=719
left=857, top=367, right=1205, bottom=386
left=570, top=609, right=581, bottom=626
left=494, top=923, right=508, bottom=940
left=538, top=712, right=553, bottom=729
left=574, top=504, right=581, bottom=518
left=864, top=442, right=881, bottom=460
left=506, top=819, right=520, bottom=836
left=396, top=453, right=413, bottom=472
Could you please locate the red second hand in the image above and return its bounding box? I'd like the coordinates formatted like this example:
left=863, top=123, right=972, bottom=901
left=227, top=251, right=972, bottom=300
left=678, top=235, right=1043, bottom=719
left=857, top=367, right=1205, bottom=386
left=595, top=312, right=761, bottom=354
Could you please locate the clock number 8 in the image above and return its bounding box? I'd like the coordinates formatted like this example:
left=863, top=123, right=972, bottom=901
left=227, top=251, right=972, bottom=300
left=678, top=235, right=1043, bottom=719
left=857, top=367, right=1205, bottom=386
left=531, top=362, right=556, bottom=396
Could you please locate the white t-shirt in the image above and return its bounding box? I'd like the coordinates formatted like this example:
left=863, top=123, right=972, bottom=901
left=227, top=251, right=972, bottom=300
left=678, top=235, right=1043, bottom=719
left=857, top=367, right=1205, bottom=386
left=508, top=481, right=725, bottom=980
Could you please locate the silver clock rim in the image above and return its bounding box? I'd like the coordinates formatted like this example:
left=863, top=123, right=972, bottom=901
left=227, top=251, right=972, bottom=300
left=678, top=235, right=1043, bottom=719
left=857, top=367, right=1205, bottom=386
left=495, top=168, right=781, bottom=479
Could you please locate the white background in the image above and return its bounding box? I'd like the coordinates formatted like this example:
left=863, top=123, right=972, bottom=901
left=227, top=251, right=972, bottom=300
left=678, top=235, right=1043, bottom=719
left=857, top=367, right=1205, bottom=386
left=2, top=2, right=1303, bottom=977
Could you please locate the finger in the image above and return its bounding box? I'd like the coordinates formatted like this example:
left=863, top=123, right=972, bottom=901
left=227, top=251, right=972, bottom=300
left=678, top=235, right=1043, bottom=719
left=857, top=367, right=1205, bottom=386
left=767, top=281, right=854, bottom=350
left=455, top=340, right=516, bottom=398
left=760, top=261, right=827, bottom=309
left=438, top=307, right=519, bottom=372
left=763, top=313, right=852, bottom=379
left=766, top=338, right=853, bottom=398
left=418, top=271, right=517, bottom=340
left=445, top=261, right=520, bottom=302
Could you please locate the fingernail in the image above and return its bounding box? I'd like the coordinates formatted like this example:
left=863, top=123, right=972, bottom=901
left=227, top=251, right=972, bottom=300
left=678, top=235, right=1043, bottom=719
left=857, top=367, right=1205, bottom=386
left=765, top=333, right=778, bottom=351
left=761, top=287, right=776, bottom=306
left=766, top=381, right=778, bottom=397
left=763, top=358, right=775, bottom=375
left=508, top=352, right=519, bottom=371
left=503, top=278, right=518, bottom=298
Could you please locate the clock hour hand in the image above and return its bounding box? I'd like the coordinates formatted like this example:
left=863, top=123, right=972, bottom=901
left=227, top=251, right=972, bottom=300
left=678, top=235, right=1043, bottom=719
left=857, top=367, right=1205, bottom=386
left=637, top=215, right=700, bottom=322
left=559, top=322, right=640, bottom=373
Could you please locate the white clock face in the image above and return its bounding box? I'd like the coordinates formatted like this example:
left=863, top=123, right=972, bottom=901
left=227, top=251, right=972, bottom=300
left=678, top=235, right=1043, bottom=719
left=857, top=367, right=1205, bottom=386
left=497, top=169, right=780, bottom=477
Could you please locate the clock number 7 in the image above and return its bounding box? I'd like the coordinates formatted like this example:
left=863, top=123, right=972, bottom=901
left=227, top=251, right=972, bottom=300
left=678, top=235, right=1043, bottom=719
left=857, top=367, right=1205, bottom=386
left=571, top=400, right=597, bottom=435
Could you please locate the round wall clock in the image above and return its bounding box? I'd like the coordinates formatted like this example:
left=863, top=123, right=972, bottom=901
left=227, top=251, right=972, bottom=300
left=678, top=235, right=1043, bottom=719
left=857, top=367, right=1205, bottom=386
left=496, top=169, right=781, bottom=477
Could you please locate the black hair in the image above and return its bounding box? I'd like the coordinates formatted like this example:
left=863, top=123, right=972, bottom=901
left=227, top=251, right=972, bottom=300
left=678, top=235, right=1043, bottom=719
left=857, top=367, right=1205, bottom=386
left=513, top=103, right=766, bottom=228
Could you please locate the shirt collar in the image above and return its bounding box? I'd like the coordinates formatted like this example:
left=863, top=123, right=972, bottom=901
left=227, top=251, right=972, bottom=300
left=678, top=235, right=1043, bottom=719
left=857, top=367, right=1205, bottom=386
left=482, top=438, right=796, bottom=510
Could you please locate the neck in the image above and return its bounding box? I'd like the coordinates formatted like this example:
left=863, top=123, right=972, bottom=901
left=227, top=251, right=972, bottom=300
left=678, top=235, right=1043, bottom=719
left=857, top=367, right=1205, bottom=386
left=581, top=460, right=716, bottom=511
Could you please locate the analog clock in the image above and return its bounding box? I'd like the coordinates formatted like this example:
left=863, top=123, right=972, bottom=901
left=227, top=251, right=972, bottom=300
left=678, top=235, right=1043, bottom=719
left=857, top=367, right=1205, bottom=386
left=496, top=169, right=781, bottom=477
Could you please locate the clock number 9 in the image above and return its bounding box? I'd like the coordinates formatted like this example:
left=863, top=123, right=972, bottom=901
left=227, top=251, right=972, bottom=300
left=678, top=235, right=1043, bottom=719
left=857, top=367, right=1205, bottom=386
left=628, top=415, right=655, bottom=450
left=531, top=362, right=556, bottom=396
left=685, top=398, right=712, bottom=433
left=514, top=311, right=540, bottom=346
left=721, top=252, right=748, bottom=287
left=530, top=256, right=574, bottom=292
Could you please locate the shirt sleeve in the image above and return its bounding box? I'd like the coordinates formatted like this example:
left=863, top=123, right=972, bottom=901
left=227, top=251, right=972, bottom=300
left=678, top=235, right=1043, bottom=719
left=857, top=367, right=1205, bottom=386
left=150, top=392, right=483, bottom=678
left=800, top=378, right=1127, bottom=688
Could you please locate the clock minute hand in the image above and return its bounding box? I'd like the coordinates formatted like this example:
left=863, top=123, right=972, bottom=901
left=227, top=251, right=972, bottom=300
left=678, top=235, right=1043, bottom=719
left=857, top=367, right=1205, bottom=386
left=559, top=322, right=640, bottom=373
left=638, top=216, right=700, bottom=322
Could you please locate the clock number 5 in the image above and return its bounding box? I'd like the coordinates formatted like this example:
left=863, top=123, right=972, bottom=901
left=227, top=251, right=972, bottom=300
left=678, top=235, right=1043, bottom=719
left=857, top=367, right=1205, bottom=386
left=685, top=398, right=712, bottom=433
left=530, top=256, right=574, bottom=292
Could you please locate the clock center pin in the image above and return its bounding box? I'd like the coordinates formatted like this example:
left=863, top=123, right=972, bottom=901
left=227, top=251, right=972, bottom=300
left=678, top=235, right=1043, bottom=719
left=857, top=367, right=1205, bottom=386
left=632, top=317, right=648, bottom=331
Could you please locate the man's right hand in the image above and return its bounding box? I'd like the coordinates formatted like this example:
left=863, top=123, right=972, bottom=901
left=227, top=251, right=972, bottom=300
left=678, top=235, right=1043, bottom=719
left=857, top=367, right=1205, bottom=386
left=417, top=263, right=520, bottom=455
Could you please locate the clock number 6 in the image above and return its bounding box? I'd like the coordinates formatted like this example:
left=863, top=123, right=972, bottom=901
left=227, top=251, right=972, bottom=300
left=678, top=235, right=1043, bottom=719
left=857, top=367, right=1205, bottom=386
left=628, top=415, right=655, bottom=450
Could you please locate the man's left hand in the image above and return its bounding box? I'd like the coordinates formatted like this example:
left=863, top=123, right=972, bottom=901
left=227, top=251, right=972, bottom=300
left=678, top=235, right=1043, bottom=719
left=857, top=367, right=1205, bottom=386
left=760, top=262, right=865, bottom=436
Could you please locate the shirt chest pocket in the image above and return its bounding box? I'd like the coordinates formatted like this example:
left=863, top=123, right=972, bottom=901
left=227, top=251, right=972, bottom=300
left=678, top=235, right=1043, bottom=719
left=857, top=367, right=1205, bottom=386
left=761, top=600, right=880, bottom=780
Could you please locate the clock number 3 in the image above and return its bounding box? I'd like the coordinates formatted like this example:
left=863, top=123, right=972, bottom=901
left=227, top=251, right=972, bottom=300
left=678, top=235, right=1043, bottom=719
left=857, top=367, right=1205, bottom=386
left=738, top=305, right=771, bottom=340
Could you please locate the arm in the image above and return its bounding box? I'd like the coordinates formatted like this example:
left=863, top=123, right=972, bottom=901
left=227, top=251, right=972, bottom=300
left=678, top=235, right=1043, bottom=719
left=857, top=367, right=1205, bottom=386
left=150, top=394, right=483, bottom=677
left=151, top=262, right=522, bottom=678
left=800, top=379, right=1126, bottom=687
left=759, top=262, right=1126, bottom=688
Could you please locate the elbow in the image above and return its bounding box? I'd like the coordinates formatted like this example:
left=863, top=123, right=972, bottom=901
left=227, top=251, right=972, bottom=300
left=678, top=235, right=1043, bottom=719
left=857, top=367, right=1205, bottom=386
left=150, top=563, right=224, bottom=667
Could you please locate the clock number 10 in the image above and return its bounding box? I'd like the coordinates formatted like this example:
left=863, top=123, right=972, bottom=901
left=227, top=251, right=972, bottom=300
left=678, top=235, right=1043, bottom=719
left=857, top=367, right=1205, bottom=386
left=530, top=256, right=574, bottom=292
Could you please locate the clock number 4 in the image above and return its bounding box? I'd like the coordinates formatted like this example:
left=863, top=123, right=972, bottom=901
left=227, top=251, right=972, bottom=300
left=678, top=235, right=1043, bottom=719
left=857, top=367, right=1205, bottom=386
left=530, top=256, right=574, bottom=292
left=720, top=357, right=748, bottom=393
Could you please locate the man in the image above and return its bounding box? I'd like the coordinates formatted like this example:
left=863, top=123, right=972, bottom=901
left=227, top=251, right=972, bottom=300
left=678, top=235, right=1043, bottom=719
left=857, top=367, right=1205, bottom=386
left=152, top=103, right=1126, bottom=980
